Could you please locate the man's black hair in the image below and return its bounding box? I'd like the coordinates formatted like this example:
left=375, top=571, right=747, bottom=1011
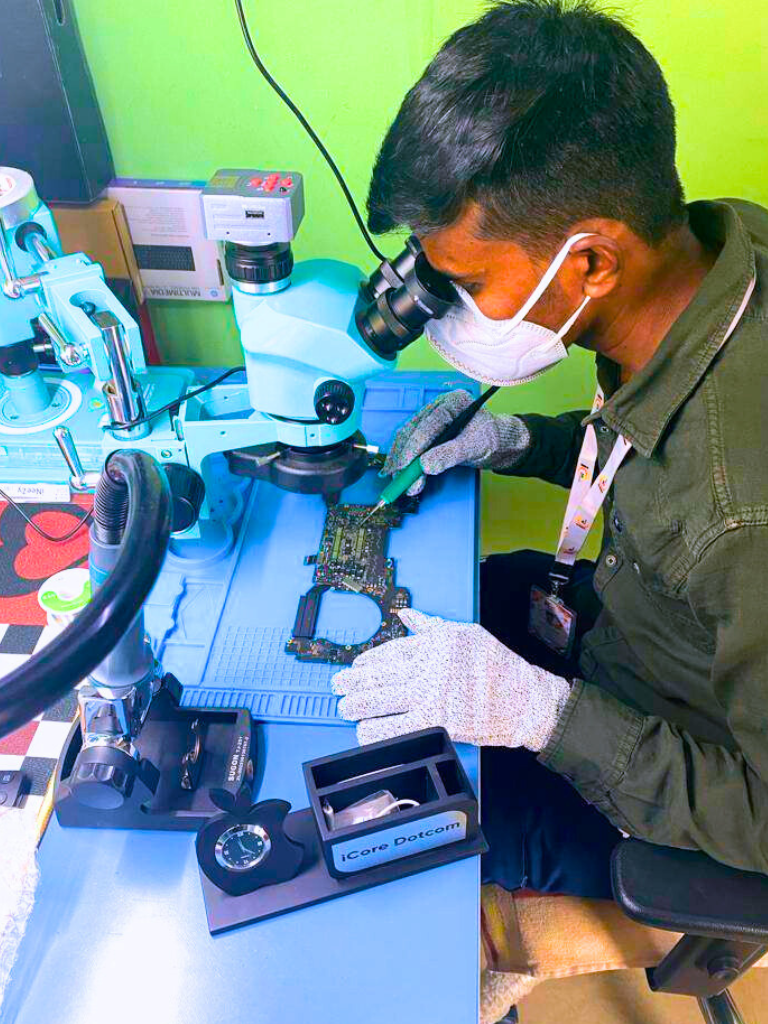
left=367, top=0, right=686, bottom=251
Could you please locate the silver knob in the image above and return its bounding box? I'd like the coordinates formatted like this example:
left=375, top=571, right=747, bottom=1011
left=54, top=426, right=99, bottom=492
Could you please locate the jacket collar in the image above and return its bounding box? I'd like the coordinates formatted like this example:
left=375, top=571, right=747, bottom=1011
left=586, top=201, right=756, bottom=457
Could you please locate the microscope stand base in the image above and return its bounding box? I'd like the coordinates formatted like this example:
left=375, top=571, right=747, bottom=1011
left=53, top=679, right=256, bottom=831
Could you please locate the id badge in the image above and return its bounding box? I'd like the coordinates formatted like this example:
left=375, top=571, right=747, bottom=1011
left=529, top=585, right=577, bottom=658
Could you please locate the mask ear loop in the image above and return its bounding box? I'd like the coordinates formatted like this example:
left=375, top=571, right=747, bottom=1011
left=512, top=232, right=596, bottom=327
left=452, top=232, right=596, bottom=323
left=557, top=294, right=591, bottom=340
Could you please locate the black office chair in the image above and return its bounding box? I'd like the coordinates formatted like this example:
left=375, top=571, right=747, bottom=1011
left=611, top=840, right=768, bottom=1023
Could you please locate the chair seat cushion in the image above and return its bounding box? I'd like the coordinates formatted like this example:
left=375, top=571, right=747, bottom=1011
left=480, top=885, right=768, bottom=979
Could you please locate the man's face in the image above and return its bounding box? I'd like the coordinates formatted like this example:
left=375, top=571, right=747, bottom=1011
left=419, top=202, right=573, bottom=329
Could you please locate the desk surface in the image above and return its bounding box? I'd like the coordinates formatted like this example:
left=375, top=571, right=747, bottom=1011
left=3, top=372, right=481, bottom=1024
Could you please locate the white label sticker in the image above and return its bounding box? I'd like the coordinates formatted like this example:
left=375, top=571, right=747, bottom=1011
left=331, top=810, right=467, bottom=874
left=0, top=175, right=16, bottom=197
left=0, top=482, right=71, bottom=503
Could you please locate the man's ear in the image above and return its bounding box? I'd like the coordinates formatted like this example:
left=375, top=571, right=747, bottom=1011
left=570, top=233, right=623, bottom=299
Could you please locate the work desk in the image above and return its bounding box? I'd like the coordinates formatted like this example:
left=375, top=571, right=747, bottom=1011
left=2, top=372, right=481, bottom=1024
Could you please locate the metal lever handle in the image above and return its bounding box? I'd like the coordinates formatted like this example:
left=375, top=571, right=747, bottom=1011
left=54, top=426, right=99, bottom=492
left=54, top=426, right=84, bottom=478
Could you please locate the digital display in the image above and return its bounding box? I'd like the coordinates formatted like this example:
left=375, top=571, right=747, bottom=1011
left=210, top=175, right=240, bottom=189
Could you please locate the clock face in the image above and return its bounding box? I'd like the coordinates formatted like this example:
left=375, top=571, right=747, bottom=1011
left=214, top=823, right=271, bottom=872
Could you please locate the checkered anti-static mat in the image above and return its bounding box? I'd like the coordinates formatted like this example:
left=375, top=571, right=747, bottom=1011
left=0, top=497, right=91, bottom=816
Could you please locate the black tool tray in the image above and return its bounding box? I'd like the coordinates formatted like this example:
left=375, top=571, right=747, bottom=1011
left=200, top=728, right=486, bottom=933
left=305, top=727, right=482, bottom=879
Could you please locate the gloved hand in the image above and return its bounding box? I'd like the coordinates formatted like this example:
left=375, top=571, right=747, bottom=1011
left=382, top=389, right=531, bottom=495
left=332, top=608, right=571, bottom=750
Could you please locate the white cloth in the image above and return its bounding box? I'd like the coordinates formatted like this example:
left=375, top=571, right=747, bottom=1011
left=481, top=970, right=540, bottom=1024
left=0, top=807, right=40, bottom=1014
left=333, top=608, right=571, bottom=751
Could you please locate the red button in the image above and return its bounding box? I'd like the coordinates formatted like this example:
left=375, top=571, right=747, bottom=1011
left=249, top=177, right=263, bottom=188
left=280, top=177, right=293, bottom=188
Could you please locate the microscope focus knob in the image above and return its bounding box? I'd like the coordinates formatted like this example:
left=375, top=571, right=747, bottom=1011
left=71, top=746, right=139, bottom=810
left=314, top=380, right=354, bottom=425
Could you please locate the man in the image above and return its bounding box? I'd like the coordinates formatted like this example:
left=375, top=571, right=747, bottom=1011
left=333, top=0, right=768, bottom=917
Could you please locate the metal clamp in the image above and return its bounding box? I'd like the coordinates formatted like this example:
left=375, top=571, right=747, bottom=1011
left=78, top=674, right=155, bottom=751
left=548, top=562, right=572, bottom=599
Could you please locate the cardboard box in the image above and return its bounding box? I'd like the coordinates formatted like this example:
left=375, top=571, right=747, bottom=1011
left=50, top=198, right=144, bottom=305
left=48, top=199, right=163, bottom=363
left=107, top=179, right=230, bottom=302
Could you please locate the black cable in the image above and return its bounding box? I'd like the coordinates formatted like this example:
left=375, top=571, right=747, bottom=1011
left=233, top=0, right=386, bottom=264
left=110, top=366, right=245, bottom=431
left=0, top=486, right=93, bottom=543
left=0, top=450, right=172, bottom=738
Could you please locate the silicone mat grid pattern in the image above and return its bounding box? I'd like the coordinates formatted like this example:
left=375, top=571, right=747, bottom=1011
left=180, top=625, right=371, bottom=724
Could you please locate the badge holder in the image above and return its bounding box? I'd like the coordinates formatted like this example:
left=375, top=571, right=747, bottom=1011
left=529, top=561, right=578, bottom=658
left=196, top=727, right=487, bottom=934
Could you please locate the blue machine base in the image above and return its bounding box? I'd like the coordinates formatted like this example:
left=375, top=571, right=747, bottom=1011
left=144, top=372, right=479, bottom=725
left=0, top=366, right=192, bottom=482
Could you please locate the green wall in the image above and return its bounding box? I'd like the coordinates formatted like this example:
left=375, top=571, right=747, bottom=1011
left=70, top=0, right=768, bottom=555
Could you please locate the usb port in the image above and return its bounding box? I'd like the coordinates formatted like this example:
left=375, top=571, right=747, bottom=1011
left=245, top=209, right=265, bottom=219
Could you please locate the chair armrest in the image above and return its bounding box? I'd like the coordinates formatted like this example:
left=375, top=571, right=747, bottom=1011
left=611, top=839, right=768, bottom=944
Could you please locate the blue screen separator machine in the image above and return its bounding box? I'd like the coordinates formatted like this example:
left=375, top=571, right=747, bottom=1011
left=0, top=160, right=460, bottom=830
left=0, top=0, right=469, bottom=838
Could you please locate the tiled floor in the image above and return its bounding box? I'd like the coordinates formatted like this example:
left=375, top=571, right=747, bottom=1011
left=521, top=968, right=767, bottom=1023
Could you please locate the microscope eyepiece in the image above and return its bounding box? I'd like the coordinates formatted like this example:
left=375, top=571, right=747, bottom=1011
left=356, top=236, right=458, bottom=359
left=358, top=234, right=420, bottom=304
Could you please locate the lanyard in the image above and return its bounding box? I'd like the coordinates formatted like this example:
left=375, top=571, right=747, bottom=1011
left=549, top=274, right=757, bottom=592
left=552, top=389, right=631, bottom=581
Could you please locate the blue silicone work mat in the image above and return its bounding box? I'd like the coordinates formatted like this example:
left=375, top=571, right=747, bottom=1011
left=143, top=372, right=479, bottom=724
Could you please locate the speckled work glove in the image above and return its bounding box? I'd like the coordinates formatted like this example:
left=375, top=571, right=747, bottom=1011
left=332, top=609, right=571, bottom=750
left=382, top=389, right=531, bottom=495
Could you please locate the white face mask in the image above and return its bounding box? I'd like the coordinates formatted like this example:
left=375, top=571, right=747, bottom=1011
left=425, top=232, right=595, bottom=386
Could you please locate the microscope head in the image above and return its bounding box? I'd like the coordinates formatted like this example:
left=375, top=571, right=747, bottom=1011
left=202, top=170, right=380, bottom=496
left=201, top=170, right=458, bottom=498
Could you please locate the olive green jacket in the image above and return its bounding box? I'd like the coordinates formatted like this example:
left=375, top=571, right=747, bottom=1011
left=503, top=199, right=768, bottom=872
